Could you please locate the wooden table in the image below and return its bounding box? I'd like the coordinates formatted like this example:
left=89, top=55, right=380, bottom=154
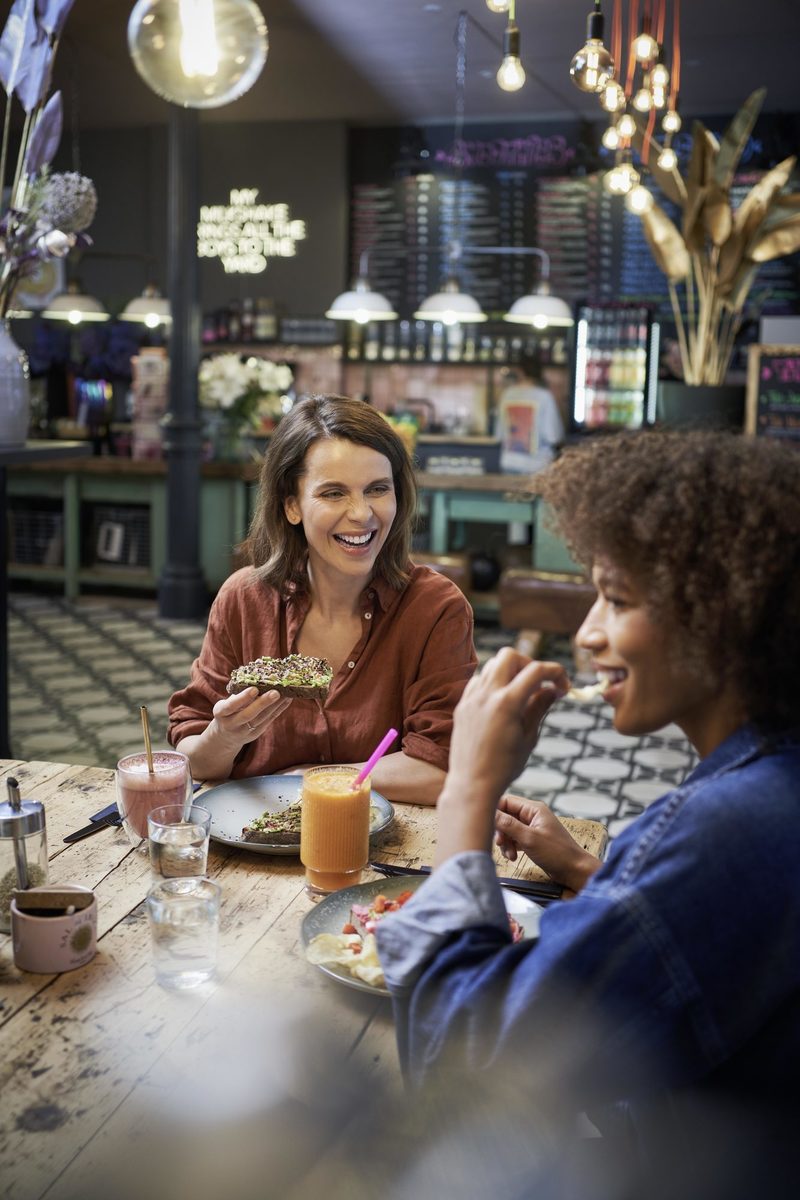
left=0, top=759, right=606, bottom=1200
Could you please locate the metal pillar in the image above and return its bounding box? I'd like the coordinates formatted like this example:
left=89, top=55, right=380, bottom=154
left=158, top=106, right=209, bottom=618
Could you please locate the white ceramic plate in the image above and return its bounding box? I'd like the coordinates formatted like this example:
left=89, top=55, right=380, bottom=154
left=301, top=874, right=543, bottom=997
left=200, top=774, right=394, bottom=856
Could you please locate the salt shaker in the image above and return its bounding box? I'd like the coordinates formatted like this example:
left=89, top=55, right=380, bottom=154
left=0, top=778, right=48, bottom=934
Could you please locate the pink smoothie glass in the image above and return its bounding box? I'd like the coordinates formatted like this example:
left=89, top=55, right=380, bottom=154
left=115, top=751, right=192, bottom=853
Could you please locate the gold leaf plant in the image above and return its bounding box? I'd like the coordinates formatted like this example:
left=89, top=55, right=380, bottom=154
left=633, top=89, right=800, bottom=385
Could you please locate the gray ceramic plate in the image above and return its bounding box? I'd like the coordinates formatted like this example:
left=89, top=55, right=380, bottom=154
left=301, top=874, right=543, bottom=997
left=200, top=774, right=394, bottom=856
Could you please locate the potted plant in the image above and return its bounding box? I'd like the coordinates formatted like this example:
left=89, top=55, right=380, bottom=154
left=633, top=89, right=800, bottom=428
left=198, top=352, right=293, bottom=460
left=0, top=0, right=97, bottom=447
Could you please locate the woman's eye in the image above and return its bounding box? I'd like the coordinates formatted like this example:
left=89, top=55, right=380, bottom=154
left=368, top=485, right=391, bottom=495
left=320, top=490, right=344, bottom=499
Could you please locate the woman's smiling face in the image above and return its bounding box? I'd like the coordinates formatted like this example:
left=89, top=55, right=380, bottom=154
left=284, top=437, right=397, bottom=585
left=576, top=558, right=738, bottom=756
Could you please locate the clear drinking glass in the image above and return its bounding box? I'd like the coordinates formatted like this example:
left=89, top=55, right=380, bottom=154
left=147, top=804, right=211, bottom=879
left=146, top=877, right=220, bottom=991
left=115, top=751, right=193, bottom=852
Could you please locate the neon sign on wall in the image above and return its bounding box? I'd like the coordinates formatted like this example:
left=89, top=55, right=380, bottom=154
left=197, top=188, right=307, bottom=274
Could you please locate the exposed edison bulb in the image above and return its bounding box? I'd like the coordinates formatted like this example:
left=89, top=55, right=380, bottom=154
left=569, top=40, right=615, bottom=93
left=633, top=86, right=653, bottom=112
left=617, top=112, right=636, bottom=137
left=128, top=0, right=268, bottom=108
left=657, top=145, right=678, bottom=170
left=625, top=184, right=654, bottom=213
left=497, top=53, right=526, bottom=91
left=600, top=80, right=626, bottom=112
left=662, top=108, right=682, bottom=133
left=485, top=0, right=509, bottom=10
left=179, top=0, right=218, bottom=77
left=650, top=83, right=667, bottom=109
left=497, top=21, right=526, bottom=91
left=602, top=124, right=621, bottom=150
left=604, top=161, right=640, bottom=195
left=650, top=62, right=669, bottom=88
left=632, top=31, right=659, bottom=62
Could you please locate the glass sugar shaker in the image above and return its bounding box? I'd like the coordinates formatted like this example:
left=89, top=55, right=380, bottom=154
left=0, top=777, right=48, bottom=934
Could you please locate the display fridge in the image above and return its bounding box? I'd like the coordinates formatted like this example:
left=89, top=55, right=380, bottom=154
left=571, top=303, right=661, bottom=431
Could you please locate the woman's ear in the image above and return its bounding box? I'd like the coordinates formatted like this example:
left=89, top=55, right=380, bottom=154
left=284, top=496, right=302, bottom=526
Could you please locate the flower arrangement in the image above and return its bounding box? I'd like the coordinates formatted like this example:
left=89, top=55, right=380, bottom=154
left=0, top=0, right=96, bottom=319
left=632, top=89, right=800, bottom=385
left=198, top=353, right=294, bottom=434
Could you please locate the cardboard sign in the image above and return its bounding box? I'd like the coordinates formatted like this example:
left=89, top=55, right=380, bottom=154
left=746, top=344, right=800, bottom=442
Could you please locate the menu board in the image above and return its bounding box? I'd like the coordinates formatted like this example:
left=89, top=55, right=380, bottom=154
left=348, top=121, right=800, bottom=326
left=746, top=344, right=800, bottom=442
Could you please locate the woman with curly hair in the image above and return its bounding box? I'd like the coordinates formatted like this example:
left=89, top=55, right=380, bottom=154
left=168, top=395, right=476, bottom=803
left=377, top=431, right=800, bottom=1182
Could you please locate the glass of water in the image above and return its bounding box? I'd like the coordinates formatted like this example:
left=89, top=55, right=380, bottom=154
left=146, top=877, right=220, bottom=990
left=147, top=804, right=212, bottom=878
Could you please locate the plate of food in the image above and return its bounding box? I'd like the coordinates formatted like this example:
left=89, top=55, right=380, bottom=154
left=200, top=775, right=394, bottom=856
left=302, top=874, right=543, bottom=997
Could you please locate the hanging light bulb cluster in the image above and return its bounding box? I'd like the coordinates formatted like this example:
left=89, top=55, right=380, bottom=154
left=485, top=0, right=526, bottom=92
left=568, top=0, right=684, bottom=197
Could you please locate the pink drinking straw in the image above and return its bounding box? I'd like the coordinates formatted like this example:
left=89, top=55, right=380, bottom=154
left=352, top=727, right=398, bottom=790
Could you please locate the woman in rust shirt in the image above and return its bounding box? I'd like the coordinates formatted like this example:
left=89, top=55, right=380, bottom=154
left=167, top=395, right=477, bottom=804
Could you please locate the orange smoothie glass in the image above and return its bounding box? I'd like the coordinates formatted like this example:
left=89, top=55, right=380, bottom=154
left=300, top=766, right=371, bottom=895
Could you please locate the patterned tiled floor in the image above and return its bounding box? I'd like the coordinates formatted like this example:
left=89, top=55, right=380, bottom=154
left=7, top=593, right=696, bottom=844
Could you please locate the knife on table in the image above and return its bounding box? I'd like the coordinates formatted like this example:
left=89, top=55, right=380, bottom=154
left=369, top=860, right=563, bottom=903
left=63, top=783, right=203, bottom=843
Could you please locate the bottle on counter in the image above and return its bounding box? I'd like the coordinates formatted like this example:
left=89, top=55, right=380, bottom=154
left=254, top=298, right=277, bottom=342
left=227, top=300, right=242, bottom=343
left=381, top=321, right=397, bottom=361
left=215, top=306, right=230, bottom=343
left=201, top=313, right=217, bottom=345
left=363, top=321, right=380, bottom=361
left=397, top=320, right=412, bottom=360
left=413, top=320, right=428, bottom=362
left=240, top=297, right=255, bottom=343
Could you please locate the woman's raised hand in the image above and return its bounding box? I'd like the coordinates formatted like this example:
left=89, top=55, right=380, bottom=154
left=446, top=647, right=569, bottom=804
left=210, top=686, right=292, bottom=750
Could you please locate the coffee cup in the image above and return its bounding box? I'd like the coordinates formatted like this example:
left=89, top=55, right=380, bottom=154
left=11, top=885, right=97, bottom=974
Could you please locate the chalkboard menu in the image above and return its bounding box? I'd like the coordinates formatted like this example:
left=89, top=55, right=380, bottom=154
left=348, top=119, right=800, bottom=330
left=746, top=344, right=800, bottom=442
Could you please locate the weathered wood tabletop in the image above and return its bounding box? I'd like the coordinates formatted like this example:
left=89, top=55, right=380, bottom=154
left=0, top=758, right=606, bottom=1200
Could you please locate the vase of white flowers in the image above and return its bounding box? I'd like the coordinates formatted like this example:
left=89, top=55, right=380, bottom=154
left=198, top=353, right=293, bottom=461
left=0, top=0, right=97, bottom=446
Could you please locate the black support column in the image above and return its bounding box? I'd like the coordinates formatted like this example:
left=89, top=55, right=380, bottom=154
left=158, top=106, right=209, bottom=619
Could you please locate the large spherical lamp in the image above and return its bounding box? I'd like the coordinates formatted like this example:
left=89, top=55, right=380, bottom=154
left=128, top=0, right=268, bottom=109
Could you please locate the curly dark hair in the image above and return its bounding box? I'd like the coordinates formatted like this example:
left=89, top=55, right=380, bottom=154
left=534, top=431, right=800, bottom=732
left=248, top=394, right=417, bottom=592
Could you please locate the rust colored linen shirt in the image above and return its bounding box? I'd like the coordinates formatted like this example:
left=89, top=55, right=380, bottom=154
left=167, top=564, right=477, bottom=777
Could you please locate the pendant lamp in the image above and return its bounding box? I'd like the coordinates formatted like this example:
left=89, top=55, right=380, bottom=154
left=42, top=280, right=110, bottom=325
left=119, top=284, right=173, bottom=329
left=325, top=253, right=397, bottom=323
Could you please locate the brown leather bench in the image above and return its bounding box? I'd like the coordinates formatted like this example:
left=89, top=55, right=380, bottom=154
left=412, top=551, right=470, bottom=594
left=498, top=568, right=597, bottom=661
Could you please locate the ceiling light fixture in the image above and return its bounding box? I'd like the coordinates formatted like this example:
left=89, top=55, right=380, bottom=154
left=325, top=251, right=398, bottom=323
left=485, top=0, right=510, bottom=12
left=42, top=280, right=110, bottom=325
left=569, top=1, right=614, bottom=94
left=120, top=283, right=173, bottom=328
left=128, top=0, right=268, bottom=108
left=496, top=1, right=525, bottom=92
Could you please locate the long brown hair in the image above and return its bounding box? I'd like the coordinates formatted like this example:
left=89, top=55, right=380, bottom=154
left=248, top=395, right=417, bottom=592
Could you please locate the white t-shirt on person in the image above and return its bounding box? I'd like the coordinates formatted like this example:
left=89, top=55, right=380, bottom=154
left=498, top=383, right=565, bottom=475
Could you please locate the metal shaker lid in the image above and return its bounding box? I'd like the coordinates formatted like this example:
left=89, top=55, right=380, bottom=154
left=0, top=777, right=46, bottom=837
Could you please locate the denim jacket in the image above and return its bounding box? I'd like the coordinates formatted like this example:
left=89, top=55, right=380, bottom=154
left=377, top=724, right=800, bottom=1117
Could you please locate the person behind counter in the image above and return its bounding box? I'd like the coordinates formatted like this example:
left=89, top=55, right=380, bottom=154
left=377, top=431, right=800, bottom=1180
left=168, top=394, right=477, bottom=804
left=496, top=351, right=565, bottom=476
